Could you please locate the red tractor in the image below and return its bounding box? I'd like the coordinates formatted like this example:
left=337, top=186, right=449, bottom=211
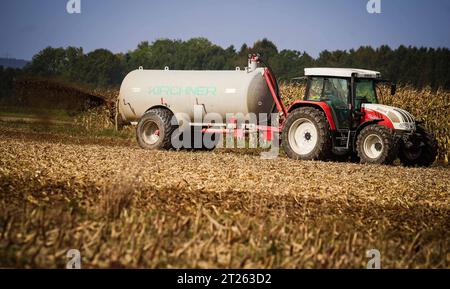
left=278, top=65, right=438, bottom=166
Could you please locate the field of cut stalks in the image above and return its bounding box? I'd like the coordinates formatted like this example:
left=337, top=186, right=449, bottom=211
left=0, top=120, right=449, bottom=268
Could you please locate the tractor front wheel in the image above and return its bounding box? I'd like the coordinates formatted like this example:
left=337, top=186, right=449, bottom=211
left=282, top=107, right=332, bottom=160
left=356, top=125, right=398, bottom=165
left=399, top=125, right=437, bottom=167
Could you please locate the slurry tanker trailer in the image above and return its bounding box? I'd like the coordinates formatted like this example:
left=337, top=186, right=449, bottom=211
left=117, top=55, right=437, bottom=166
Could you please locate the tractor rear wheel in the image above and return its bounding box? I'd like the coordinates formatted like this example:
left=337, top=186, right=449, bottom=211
left=356, top=124, right=398, bottom=165
left=399, top=125, right=437, bottom=167
left=282, top=107, right=332, bottom=160
left=136, top=108, right=177, bottom=150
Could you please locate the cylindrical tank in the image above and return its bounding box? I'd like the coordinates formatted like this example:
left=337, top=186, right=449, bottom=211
left=118, top=67, right=274, bottom=123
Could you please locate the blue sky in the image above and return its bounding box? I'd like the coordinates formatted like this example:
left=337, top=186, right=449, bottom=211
left=1, top=0, right=450, bottom=60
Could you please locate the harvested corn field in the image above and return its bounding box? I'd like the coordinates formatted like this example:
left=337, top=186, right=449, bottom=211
left=0, top=122, right=449, bottom=268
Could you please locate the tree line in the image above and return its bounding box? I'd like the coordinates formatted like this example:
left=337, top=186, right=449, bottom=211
left=1, top=38, right=450, bottom=93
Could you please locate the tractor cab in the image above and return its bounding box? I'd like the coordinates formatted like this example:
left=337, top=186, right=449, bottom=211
left=303, top=68, right=391, bottom=130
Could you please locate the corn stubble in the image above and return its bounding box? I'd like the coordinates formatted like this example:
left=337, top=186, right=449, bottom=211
left=0, top=129, right=449, bottom=268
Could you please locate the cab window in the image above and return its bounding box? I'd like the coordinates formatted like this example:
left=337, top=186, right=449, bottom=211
left=306, top=77, right=324, bottom=100
left=323, top=78, right=349, bottom=108
left=356, top=80, right=377, bottom=103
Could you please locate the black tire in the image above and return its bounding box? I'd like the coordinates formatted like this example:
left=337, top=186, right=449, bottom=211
left=282, top=107, right=332, bottom=160
left=356, top=124, right=398, bottom=165
left=136, top=108, right=177, bottom=150
left=399, top=125, right=438, bottom=167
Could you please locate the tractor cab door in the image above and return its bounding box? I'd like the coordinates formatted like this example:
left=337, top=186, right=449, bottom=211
left=307, top=77, right=350, bottom=130
left=323, top=78, right=350, bottom=129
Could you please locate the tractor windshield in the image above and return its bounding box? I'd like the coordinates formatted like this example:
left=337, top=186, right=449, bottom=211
left=355, top=79, right=377, bottom=103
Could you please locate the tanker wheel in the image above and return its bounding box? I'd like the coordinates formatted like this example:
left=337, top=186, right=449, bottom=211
left=136, top=108, right=176, bottom=150
left=356, top=124, right=398, bottom=165
left=399, top=125, right=437, bottom=167
left=282, top=107, right=332, bottom=160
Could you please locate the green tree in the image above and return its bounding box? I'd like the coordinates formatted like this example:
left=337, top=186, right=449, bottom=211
left=250, top=38, right=278, bottom=61
left=126, top=41, right=153, bottom=71
left=22, top=39, right=450, bottom=89
left=25, top=47, right=67, bottom=76
left=79, top=49, right=124, bottom=87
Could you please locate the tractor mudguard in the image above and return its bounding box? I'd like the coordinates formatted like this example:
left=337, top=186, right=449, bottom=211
left=287, top=100, right=336, bottom=131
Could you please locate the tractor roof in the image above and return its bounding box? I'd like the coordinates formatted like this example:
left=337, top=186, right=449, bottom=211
left=304, top=68, right=381, bottom=78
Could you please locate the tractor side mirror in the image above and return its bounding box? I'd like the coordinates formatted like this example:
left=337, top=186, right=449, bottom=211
left=391, top=83, right=397, bottom=95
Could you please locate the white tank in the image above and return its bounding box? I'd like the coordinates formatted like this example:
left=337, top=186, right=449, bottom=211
left=118, top=66, right=274, bottom=123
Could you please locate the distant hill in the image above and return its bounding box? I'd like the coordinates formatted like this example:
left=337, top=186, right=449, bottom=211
left=0, top=58, right=29, bottom=69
